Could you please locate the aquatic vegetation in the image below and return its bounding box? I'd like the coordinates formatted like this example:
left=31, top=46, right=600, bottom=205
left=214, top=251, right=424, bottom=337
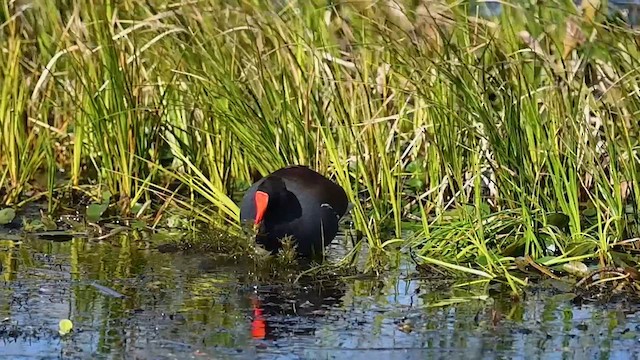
left=1, top=0, right=640, bottom=293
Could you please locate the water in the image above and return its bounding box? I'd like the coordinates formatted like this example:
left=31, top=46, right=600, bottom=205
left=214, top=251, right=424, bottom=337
left=2, top=237, right=640, bottom=359
left=468, top=0, right=640, bottom=27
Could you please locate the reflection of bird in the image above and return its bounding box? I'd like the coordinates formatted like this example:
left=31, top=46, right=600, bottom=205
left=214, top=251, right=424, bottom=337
left=248, top=282, right=346, bottom=341
left=251, top=296, right=267, bottom=340
left=240, top=166, right=350, bottom=257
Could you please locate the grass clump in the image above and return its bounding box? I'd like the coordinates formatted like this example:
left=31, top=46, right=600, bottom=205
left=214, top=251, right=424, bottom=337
left=2, top=0, right=640, bottom=294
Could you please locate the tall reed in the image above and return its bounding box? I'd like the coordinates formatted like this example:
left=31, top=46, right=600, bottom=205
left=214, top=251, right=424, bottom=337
left=1, top=0, right=639, bottom=287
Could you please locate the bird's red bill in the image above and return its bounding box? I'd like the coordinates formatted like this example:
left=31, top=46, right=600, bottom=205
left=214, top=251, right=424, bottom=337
left=254, top=191, right=269, bottom=225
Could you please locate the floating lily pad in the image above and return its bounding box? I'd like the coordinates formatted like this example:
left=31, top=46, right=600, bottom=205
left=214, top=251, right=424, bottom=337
left=0, top=208, right=16, bottom=225
left=549, top=293, right=577, bottom=303
left=58, top=319, right=73, bottom=335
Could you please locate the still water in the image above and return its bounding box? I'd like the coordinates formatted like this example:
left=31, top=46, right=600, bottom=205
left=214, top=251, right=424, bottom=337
left=2, top=236, right=640, bottom=359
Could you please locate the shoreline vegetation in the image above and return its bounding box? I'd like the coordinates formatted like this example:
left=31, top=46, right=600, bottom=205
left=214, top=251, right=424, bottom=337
left=2, top=0, right=640, bottom=295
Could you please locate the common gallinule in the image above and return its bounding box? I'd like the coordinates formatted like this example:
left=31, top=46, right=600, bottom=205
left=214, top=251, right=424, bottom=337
left=239, top=165, right=350, bottom=257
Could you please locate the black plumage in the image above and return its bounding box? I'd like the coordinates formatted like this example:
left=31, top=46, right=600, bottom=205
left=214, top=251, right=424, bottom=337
left=240, top=165, right=349, bottom=257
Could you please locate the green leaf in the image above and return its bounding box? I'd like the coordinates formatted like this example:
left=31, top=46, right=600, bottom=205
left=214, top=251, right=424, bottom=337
left=23, top=219, right=45, bottom=232
left=86, top=203, right=108, bottom=222
left=101, top=191, right=112, bottom=204
left=86, top=190, right=112, bottom=222
left=547, top=212, right=570, bottom=229
left=0, top=208, right=16, bottom=225
left=58, top=319, right=73, bottom=335
left=166, top=214, right=186, bottom=229
left=478, top=203, right=491, bottom=216
left=536, top=256, right=556, bottom=265
left=131, top=202, right=143, bottom=215
left=41, top=215, right=58, bottom=231
left=131, top=220, right=146, bottom=231
left=407, top=178, right=424, bottom=190
left=406, top=159, right=424, bottom=173
left=564, top=242, right=597, bottom=256
left=562, top=261, right=589, bottom=277
left=549, top=293, right=577, bottom=303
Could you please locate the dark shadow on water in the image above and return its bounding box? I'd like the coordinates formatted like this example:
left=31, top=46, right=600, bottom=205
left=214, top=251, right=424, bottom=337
left=2, top=236, right=640, bottom=359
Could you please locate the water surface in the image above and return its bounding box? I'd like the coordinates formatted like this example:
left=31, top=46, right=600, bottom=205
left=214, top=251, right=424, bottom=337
left=1, top=236, right=640, bottom=359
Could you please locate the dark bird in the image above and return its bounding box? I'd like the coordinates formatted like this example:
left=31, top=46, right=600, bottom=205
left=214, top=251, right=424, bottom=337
left=240, top=165, right=350, bottom=257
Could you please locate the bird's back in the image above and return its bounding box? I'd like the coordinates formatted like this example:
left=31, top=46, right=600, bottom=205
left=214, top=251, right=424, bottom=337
left=272, top=166, right=349, bottom=219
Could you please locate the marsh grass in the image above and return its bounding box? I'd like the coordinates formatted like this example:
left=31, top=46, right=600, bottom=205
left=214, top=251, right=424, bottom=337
left=2, top=0, right=640, bottom=293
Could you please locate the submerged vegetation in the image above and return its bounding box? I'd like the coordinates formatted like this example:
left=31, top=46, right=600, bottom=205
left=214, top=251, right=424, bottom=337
left=2, top=0, right=640, bottom=294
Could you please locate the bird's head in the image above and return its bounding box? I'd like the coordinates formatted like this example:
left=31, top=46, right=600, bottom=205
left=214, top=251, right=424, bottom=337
left=253, top=176, right=287, bottom=230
